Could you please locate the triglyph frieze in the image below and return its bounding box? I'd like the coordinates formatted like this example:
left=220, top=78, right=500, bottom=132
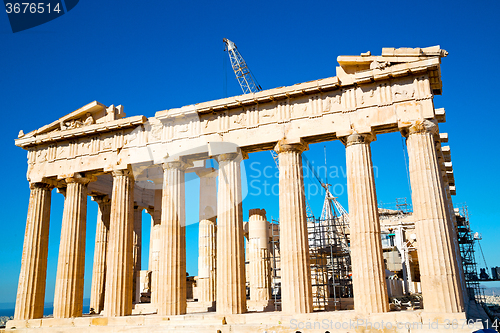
left=15, top=47, right=446, bottom=183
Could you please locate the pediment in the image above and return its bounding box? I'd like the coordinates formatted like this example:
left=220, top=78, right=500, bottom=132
left=19, top=101, right=126, bottom=138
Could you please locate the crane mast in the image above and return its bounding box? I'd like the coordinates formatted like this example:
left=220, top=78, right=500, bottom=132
left=222, top=39, right=353, bottom=303
left=223, top=38, right=262, bottom=94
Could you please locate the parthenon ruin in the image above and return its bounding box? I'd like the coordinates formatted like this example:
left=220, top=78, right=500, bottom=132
left=6, top=46, right=482, bottom=332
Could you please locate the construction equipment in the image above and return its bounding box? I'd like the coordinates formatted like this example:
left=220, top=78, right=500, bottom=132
left=223, top=39, right=353, bottom=310
left=223, top=38, right=262, bottom=94
left=456, top=205, right=485, bottom=303
left=302, top=153, right=353, bottom=308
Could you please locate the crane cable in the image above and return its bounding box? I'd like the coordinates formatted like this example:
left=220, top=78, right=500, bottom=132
left=223, top=44, right=228, bottom=98
left=477, top=239, right=489, bottom=273
left=401, top=136, right=412, bottom=197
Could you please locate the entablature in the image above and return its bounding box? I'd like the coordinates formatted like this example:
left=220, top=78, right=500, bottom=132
left=15, top=46, right=450, bottom=183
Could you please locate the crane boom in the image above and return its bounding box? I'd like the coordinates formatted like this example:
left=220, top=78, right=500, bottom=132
left=223, top=38, right=262, bottom=94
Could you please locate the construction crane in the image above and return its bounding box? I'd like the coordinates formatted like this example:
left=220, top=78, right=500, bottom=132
left=223, top=38, right=349, bottom=226
left=302, top=153, right=350, bottom=238
left=223, top=40, right=353, bottom=303
left=223, top=38, right=262, bottom=94
left=223, top=38, right=313, bottom=220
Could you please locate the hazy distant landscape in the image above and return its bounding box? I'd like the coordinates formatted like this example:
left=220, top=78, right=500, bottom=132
left=1, top=288, right=499, bottom=327
left=482, top=286, right=500, bottom=296
left=0, top=299, right=90, bottom=326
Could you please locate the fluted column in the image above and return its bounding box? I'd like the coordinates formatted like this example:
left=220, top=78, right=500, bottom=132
left=248, top=208, right=271, bottom=302
left=133, top=205, right=143, bottom=303
left=197, top=169, right=217, bottom=304
left=405, top=119, right=464, bottom=313
left=216, top=152, right=246, bottom=314
left=344, top=133, right=389, bottom=313
left=158, top=160, right=189, bottom=316
left=14, top=182, right=52, bottom=320
left=89, top=195, right=111, bottom=314
left=440, top=167, right=468, bottom=305
left=274, top=140, right=313, bottom=314
left=103, top=169, right=135, bottom=317
left=53, top=175, right=92, bottom=318
left=149, top=189, right=162, bottom=306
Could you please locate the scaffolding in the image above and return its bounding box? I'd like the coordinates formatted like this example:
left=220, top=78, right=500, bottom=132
left=267, top=151, right=353, bottom=311
left=395, top=197, right=411, bottom=214
left=268, top=195, right=353, bottom=311
left=456, top=204, right=485, bottom=304
left=308, top=205, right=352, bottom=310
left=269, top=218, right=281, bottom=310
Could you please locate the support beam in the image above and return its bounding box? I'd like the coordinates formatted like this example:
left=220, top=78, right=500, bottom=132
left=344, top=133, right=389, bottom=314
left=133, top=205, right=143, bottom=303
left=158, top=160, right=189, bottom=316
left=405, top=120, right=464, bottom=313
left=148, top=189, right=162, bottom=307
left=248, top=209, right=271, bottom=304
left=53, top=175, right=92, bottom=318
left=216, top=153, right=246, bottom=315
left=89, top=195, right=111, bottom=314
left=14, top=183, right=52, bottom=320
left=103, top=169, right=135, bottom=317
left=274, top=140, right=313, bottom=314
left=197, top=169, right=217, bottom=306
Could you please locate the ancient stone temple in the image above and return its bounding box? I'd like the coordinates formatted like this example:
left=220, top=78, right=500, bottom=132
left=7, top=46, right=483, bottom=332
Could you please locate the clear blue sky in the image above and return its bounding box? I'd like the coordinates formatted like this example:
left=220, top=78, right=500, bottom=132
left=1, top=0, right=499, bottom=305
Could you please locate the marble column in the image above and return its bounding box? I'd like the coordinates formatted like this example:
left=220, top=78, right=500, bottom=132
left=158, top=160, right=189, bottom=316
left=133, top=205, right=143, bottom=303
left=148, top=189, right=162, bottom=306
left=14, top=182, right=52, bottom=320
left=103, top=169, right=135, bottom=317
left=248, top=208, right=271, bottom=303
left=89, top=195, right=111, bottom=314
left=216, top=153, right=246, bottom=314
left=440, top=167, right=468, bottom=305
left=197, top=169, right=217, bottom=305
left=344, top=133, right=389, bottom=313
left=274, top=140, right=313, bottom=314
left=405, top=119, right=464, bottom=313
left=53, top=175, right=92, bottom=318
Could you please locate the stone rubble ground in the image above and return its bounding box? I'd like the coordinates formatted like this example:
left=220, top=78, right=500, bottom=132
left=0, top=316, right=13, bottom=327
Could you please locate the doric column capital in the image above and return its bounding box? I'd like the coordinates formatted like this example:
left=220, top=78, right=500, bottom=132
left=145, top=206, right=155, bottom=217
left=91, top=195, right=110, bottom=205
left=111, top=168, right=134, bottom=178
left=29, top=182, right=53, bottom=190
left=65, top=173, right=96, bottom=185
left=342, top=132, right=376, bottom=147
left=196, top=167, right=218, bottom=179
left=216, top=152, right=240, bottom=163
left=134, top=204, right=146, bottom=212
left=162, top=159, right=192, bottom=171
left=404, top=119, right=439, bottom=137
left=273, top=138, right=308, bottom=154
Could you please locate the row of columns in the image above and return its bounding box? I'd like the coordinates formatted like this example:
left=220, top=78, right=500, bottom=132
left=14, top=169, right=137, bottom=320
left=197, top=169, right=217, bottom=305
left=14, top=119, right=464, bottom=320
left=90, top=193, right=144, bottom=315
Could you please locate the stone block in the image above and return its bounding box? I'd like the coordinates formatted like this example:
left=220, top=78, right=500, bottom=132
left=90, top=317, right=108, bottom=326
left=5, top=319, right=27, bottom=329
left=73, top=317, right=92, bottom=327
